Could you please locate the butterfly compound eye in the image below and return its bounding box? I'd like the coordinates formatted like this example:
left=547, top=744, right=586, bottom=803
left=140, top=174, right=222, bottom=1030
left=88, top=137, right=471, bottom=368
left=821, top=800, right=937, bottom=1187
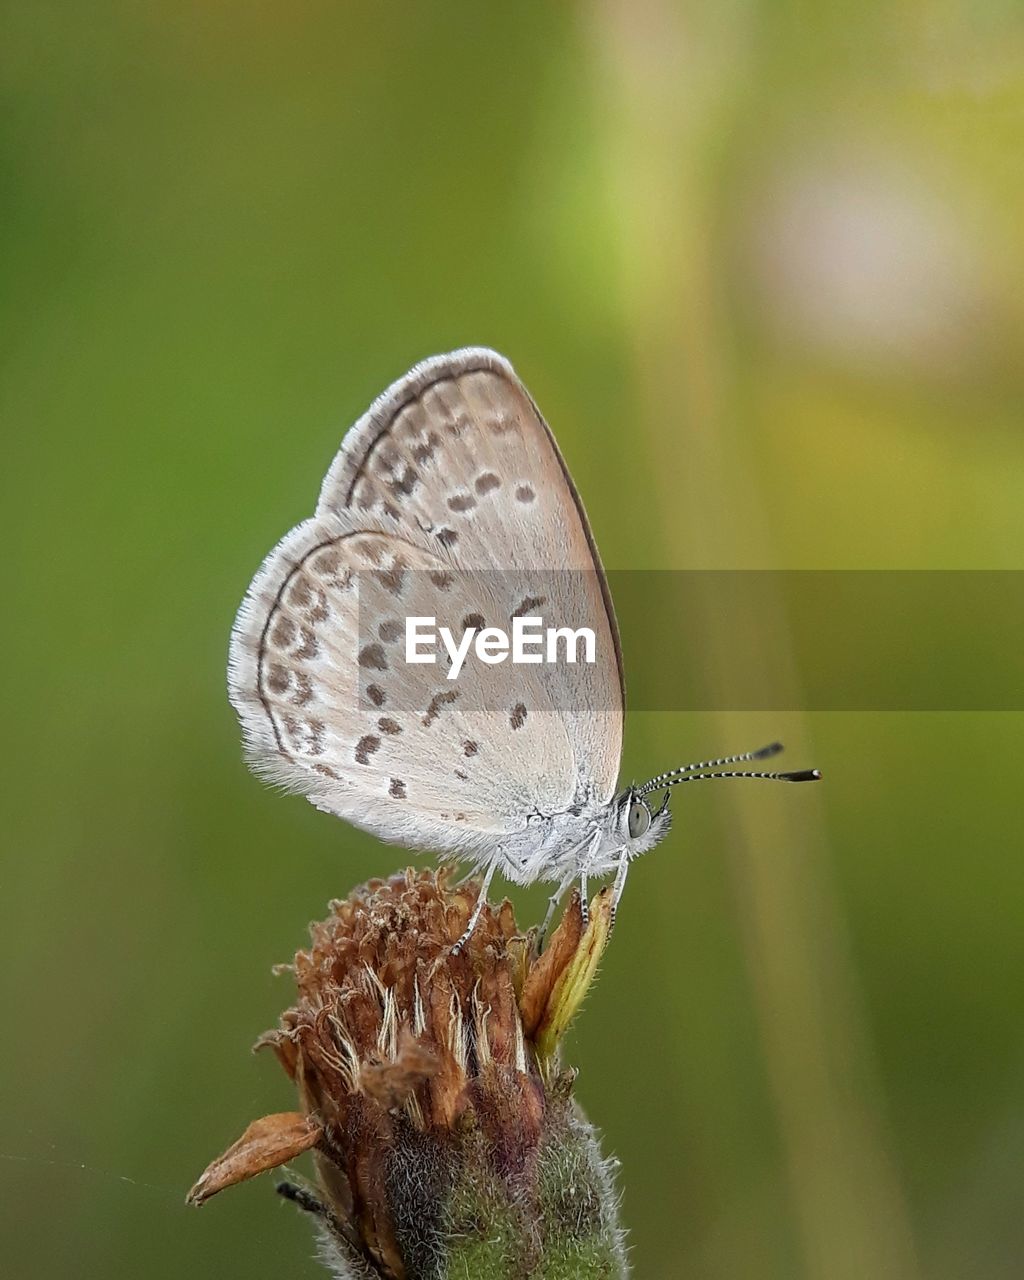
left=628, top=799, right=651, bottom=840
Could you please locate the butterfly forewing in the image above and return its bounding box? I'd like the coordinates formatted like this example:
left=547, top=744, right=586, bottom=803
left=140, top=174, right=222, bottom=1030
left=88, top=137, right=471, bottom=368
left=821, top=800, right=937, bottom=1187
left=229, top=349, right=623, bottom=858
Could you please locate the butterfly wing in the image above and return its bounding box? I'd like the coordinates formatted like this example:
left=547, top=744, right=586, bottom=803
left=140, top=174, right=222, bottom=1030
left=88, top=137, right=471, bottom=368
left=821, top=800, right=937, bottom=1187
left=228, top=349, right=623, bottom=857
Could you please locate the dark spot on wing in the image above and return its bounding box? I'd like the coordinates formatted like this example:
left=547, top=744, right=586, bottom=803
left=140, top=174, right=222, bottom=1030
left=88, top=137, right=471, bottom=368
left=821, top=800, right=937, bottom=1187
left=292, top=673, right=314, bottom=706
left=287, top=576, right=312, bottom=608
left=423, top=689, right=460, bottom=728
left=412, top=432, right=441, bottom=465
left=307, top=720, right=326, bottom=755
left=378, top=444, right=401, bottom=472
left=366, top=683, right=386, bottom=707
left=378, top=717, right=402, bottom=735
left=389, top=778, right=407, bottom=799
left=378, top=619, right=403, bottom=643
left=447, top=493, right=476, bottom=513
left=515, top=484, right=536, bottom=504
left=271, top=617, right=296, bottom=647
left=510, top=703, right=527, bottom=731
left=475, top=472, right=500, bottom=495
left=511, top=594, right=547, bottom=619
left=462, top=740, right=479, bottom=757
left=295, top=627, right=319, bottom=660
left=308, top=588, right=329, bottom=623
left=390, top=466, right=419, bottom=497
left=266, top=664, right=290, bottom=695
left=462, top=612, right=485, bottom=630
left=375, top=564, right=407, bottom=595
left=358, top=539, right=384, bottom=566
left=312, top=548, right=341, bottom=577
left=355, top=735, right=381, bottom=765
left=359, top=643, right=388, bottom=671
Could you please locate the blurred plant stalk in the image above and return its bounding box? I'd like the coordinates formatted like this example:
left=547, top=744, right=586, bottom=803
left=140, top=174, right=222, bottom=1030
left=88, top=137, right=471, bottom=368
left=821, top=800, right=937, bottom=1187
left=586, top=3, right=923, bottom=1277
left=188, top=869, right=627, bottom=1279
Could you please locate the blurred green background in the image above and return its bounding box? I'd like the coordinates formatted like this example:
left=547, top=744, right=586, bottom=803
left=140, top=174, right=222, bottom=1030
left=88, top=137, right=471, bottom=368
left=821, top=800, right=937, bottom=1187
left=3, top=3, right=1023, bottom=1278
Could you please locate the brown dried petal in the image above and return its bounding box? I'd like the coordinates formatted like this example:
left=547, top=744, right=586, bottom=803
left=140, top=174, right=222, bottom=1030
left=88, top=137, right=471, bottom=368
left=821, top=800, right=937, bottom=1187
left=519, top=890, right=585, bottom=1038
left=535, top=888, right=614, bottom=1061
left=186, top=1112, right=322, bottom=1206
left=360, top=1026, right=439, bottom=1111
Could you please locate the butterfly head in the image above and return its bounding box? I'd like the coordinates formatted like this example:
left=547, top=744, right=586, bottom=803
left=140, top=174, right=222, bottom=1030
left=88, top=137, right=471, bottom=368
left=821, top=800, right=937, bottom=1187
left=617, top=741, right=821, bottom=862
left=614, top=786, right=673, bottom=859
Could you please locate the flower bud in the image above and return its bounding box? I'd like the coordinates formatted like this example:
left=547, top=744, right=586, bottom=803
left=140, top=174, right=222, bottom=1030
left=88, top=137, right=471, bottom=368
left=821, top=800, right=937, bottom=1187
left=189, top=868, right=627, bottom=1279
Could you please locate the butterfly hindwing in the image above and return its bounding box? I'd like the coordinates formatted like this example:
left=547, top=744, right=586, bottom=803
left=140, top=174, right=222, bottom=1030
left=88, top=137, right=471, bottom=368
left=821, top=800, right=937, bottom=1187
left=228, top=350, right=623, bottom=856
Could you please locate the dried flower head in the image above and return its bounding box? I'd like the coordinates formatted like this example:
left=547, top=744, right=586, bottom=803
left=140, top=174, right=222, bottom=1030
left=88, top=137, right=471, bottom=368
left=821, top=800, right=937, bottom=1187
left=188, top=868, right=627, bottom=1279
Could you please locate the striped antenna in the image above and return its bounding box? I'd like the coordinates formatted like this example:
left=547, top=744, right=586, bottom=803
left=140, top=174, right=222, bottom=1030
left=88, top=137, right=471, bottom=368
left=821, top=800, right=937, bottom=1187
left=644, top=768, right=821, bottom=790
left=638, top=743, right=786, bottom=796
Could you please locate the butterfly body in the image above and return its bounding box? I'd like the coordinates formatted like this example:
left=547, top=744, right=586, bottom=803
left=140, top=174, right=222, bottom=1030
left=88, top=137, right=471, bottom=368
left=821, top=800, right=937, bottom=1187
left=474, top=792, right=672, bottom=889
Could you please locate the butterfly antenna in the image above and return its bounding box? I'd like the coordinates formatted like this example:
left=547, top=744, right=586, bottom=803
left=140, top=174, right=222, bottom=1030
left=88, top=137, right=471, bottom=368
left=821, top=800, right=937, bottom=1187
left=638, top=743, right=788, bottom=795
left=648, top=768, right=821, bottom=789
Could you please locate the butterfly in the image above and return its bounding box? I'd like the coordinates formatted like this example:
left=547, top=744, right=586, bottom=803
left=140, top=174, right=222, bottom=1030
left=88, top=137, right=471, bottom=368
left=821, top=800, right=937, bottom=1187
left=228, top=349, right=819, bottom=949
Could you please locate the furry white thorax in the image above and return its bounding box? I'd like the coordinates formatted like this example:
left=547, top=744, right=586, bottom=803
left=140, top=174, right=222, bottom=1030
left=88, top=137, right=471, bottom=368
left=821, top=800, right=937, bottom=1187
left=492, top=791, right=673, bottom=887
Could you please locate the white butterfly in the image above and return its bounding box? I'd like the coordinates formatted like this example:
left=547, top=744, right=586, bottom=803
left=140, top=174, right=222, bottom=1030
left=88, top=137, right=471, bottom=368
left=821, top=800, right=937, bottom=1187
left=228, top=349, right=818, bottom=948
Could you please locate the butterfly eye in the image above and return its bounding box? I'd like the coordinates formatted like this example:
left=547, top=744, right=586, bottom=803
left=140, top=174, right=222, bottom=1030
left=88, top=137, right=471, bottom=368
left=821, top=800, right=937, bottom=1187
left=628, top=800, right=651, bottom=840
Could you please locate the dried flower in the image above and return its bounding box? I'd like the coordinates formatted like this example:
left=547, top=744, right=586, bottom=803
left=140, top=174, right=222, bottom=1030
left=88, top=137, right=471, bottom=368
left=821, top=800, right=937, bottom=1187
left=188, top=868, right=627, bottom=1279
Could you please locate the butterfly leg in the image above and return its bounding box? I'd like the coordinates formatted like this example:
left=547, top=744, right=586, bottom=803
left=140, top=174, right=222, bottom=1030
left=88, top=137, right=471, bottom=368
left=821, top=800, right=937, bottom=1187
left=609, top=851, right=631, bottom=934
left=277, top=1180, right=330, bottom=1219
left=278, top=1179, right=364, bottom=1257
left=537, top=870, right=576, bottom=950
left=451, top=857, right=499, bottom=955
left=578, top=870, right=590, bottom=927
